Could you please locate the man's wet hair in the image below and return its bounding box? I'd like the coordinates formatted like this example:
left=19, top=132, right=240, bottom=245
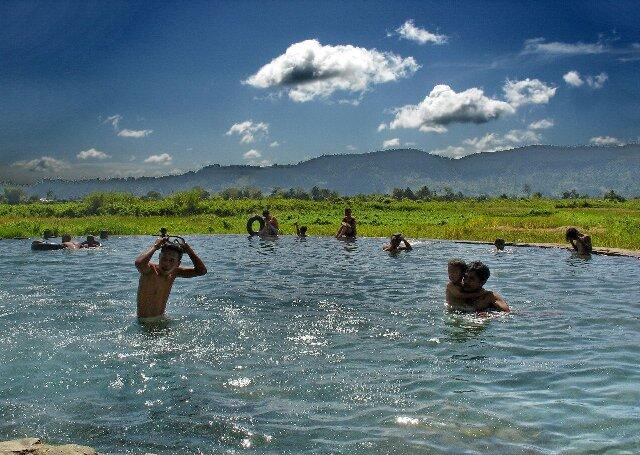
left=467, top=261, right=490, bottom=284
left=161, top=243, right=183, bottom=260
left=262, top=209, right=270, bottom=217
left=494, top=238, right=506, bottom=249
left=299, top=226, right=308, bottom=234
left=62, top=234, right=72, bottom=242
left=565, top=227, right=579, bottom=241
left=447, top=258, right=467, bottom=271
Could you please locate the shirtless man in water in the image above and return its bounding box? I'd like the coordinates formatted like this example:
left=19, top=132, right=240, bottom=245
left=336, top=207, right=356, bottom=238
left=135, top=237, right=207, bottom=318
left=566, top=227, right=592, bottom=256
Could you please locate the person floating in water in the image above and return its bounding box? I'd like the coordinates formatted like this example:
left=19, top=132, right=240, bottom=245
left=135, top=237, right=207, bottom=318
left=294, top=222, right=308, bottom=238
left=446, top=259, right=509, bottom=312
left=259, top=209, right=279, bottom=237
left=61, top=234, right=81, bottom=249
left=383, top=233, right=412, bottom=252
left=494, top=238, right=506, bottom=251
left=336, top=207, right=356, bottom=239
left=565, top=227, right=592, bottom=256
left=80, top=235, right=101, bottom=248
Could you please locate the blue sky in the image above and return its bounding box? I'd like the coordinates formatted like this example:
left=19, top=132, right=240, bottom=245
left=1, top=0, right=639, bottom=183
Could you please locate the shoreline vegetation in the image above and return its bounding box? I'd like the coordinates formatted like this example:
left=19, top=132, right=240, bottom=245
left=1, top=189, right=639, bottom=251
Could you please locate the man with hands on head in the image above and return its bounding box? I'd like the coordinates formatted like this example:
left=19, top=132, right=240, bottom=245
left=135, top=236, right=207, bottom=318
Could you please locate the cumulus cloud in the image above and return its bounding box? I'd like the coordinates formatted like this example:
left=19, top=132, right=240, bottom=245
left=12, top=156, right=68, bottom=173
left=144, top=153, right=172, bottom=165
left=586, top=72, right=608, bottom=89
left=389, top=84, right=515, bottom=133
left=118, top=129, right=153, bottom=138
left=503, top=78, right=557, bottom=107
left=377, top=123, right=387, bottom=132
left=243, top=149, right=262, bottom=159
left=563, top=70, right=584, bottom=87
left=393, top=19, right=447, bottom=45
left=590, top=136, right=624, bottom=146
left=269, top=141, right=280, bottom=148
left=382, top=138, right=401, bottom=148
left=563, top=70, right=607, bottom=89
left=226, top=121, right=269, bottom=144
left=77, top=148, right=110, bottom=160
left=430, top=129, right=541, bottom=158
left=528, top=118, right=554, bottom=130
left=103, top=114, right=122, bottom=129
left=244, top=39, right=419, bottom=102
left=522, top=38, right=606, bottom=55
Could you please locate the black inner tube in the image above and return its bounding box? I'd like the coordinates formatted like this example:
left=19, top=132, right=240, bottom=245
left=31, top=241, right=64, bottom=251
left=246, top=215, right=265, bottom=236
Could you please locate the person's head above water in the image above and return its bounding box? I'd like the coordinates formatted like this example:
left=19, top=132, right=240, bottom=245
left=390, top=233, right=403, bottom=246
left=61, top=234, right=72, bottom=243
left=463, top=261, right=490, bottom=291
left=299, top=226, right=307, bottom=235
left=565, top=227, right=580, bottom=241
left=159, top=243, right=183, bottom=273
left=494, top=238, right=506, bottom=250
left=447, top=258, right=467, bottom=284
left=262, top=209, right=270, bottom=218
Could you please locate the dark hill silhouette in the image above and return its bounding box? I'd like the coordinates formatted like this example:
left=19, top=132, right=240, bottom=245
left=23, top=144, right=640, bottom=198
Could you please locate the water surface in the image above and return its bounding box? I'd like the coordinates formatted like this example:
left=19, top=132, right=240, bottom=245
left=0, top=236, right=638, bottom=454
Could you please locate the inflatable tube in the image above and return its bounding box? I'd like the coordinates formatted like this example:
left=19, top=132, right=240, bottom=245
left=31, top=240, right=64, bottom=251
left=246, top=215, right=265, bottom=236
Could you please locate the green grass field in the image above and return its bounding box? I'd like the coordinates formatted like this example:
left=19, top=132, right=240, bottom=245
left=1, top=194, right=639, bottom=250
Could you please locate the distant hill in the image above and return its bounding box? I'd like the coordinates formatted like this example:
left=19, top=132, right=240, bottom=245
left=22, top=145, right=640, bottom=198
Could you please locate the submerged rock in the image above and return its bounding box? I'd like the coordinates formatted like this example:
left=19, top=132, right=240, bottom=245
left=0, top=438, right=98, bottom=455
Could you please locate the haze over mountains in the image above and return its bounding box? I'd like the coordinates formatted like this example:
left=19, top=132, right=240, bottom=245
left=17, top=145, right=640, bottom=199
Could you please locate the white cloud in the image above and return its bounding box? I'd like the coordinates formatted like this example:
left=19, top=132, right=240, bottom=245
left=389, top=84, right=515, bottom=133
left=503, top=78, right=557, bottom=107
left=528, top=118, right=554, bottom=130
left=430, top=129, right=541, bottom=158
left=522, top=38, right=606, bottom=55
left=586, top=72, right=608, bottom=89
left=12, top=156, right=68, bottom=172
left=226, top=121, right=269, bottom=144
left=144, top=153, right=172, bottom=165
left=117, top=129, right=153, bottom=138
left=393, top=19, right=447, bottom=45
left=76, top=148, right=110, bottom=160
left=563, top=70, right=584, bottom=87
left=243, top=149, right=262, bottom=159
left=377, top=123, right=387, bottom=132
left=590, top=136, right=624, bottom=146
left=103, top=114, right=122, bottom=129
left=346, top=145, right=357, bottom=151
left=269, top=141, right=280, bottom=148
left=563, top=70, right=608, bottom=89
left=244, top=39, right=419, bottom=102
left=382, top=138, right=401, bottom=148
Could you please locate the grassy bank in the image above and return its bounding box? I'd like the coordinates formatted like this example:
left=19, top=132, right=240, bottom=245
left=1, top=195, right=639, bottom=249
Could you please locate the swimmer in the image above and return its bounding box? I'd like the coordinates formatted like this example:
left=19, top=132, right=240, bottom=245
left=80, top=235, right=101, bottom=248
left=294, top=222, right=308, bottom=238
left=135, top=237, right=207, bottom=318
left=383, top=233, right=412, bottom=252
left=566, top=227, right=592, bottom=256
left=494, top=238, right=506, bottom=251
left=259, top=209, right=279, bottom=236
left=462, top=261, right=510, bottom=312
left=446, top=259, right=493, bottom=311
left=61, top=234, right=81, bottom=249
left=336, top=207, right=356, bottom=238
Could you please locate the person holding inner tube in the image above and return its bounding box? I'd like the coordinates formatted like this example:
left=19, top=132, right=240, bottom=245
left=336, top=207, right=356, bottom=239
left=135, top=236, right=207, bottom=318
left=258, top=209, right=279, bottom=237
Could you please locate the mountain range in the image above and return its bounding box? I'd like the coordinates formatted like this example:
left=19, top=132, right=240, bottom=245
left=18, top=145, right=640, bottom=199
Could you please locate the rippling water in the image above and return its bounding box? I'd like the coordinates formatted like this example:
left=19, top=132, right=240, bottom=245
left=0, top=236, right=639, bottom=454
